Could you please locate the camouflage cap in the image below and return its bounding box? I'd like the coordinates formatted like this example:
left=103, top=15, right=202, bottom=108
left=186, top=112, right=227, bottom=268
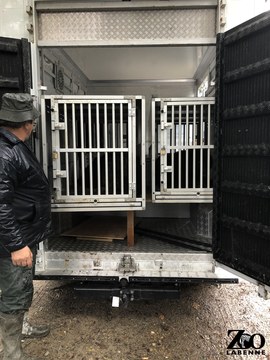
left=0, top=93, right=40, bottom=122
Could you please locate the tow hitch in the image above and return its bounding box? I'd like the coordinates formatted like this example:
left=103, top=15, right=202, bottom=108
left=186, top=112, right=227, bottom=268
left=112, top=278, right=134, bottom=307
left=112, top=290, right=134, bottom=308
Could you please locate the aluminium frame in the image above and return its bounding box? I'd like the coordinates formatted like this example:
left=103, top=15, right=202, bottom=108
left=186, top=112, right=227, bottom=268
left=41, top=95, right=145, bottom=212
left=152, top=97, right=215, bottom=203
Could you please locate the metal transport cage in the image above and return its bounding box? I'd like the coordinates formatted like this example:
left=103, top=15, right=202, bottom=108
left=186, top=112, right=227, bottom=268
left=152, top=98, right=215, bottom=203
left=41, top=95, right=145, bottom=211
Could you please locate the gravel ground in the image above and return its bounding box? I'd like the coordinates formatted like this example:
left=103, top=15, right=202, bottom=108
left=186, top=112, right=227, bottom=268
left=20, top=279, right=270, bottom=360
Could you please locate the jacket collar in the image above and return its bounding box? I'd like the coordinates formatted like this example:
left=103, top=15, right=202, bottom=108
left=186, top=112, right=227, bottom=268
left=0, top=127, right=22, bottom=145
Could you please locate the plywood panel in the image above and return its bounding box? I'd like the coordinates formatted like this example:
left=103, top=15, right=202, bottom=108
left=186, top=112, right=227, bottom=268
left=62, top=216, right=127, bottom=241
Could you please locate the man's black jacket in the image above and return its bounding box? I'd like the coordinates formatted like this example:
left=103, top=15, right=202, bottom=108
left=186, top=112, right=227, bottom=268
left=0, top=128, right=51, bottom=257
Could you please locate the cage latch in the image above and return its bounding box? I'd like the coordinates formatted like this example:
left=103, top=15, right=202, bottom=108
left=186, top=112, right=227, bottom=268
left=161, top=165, right=172, bottom=173
left=53, top=170, right=67, bottom=178
left=52, top=122, right=65, bottom=130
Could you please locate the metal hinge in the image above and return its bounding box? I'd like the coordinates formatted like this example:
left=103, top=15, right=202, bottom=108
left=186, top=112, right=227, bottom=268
left=129, top=108, right=136, bottom=117
left=118, top=255, right=137, bottom=273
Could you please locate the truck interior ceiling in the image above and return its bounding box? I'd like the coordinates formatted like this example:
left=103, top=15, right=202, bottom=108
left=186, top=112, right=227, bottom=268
left=39, top=45, right=216, bottom=255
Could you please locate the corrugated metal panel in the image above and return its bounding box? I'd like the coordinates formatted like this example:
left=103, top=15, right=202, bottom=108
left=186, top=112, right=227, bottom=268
left=37, top=9, right=216, bottom=46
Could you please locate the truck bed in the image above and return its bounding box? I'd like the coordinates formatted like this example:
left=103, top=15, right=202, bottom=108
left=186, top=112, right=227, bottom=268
left=48, top=217, right=212, bottom=253
left=48, top=234, right=199, bottom=254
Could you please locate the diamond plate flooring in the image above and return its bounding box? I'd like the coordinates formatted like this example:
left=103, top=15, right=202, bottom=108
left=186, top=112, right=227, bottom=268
left=48, top=218, right=212, bottom=253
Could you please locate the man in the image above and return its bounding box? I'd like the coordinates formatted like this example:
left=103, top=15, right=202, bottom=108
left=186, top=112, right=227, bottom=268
left=0, top=93, right=51, bottom=360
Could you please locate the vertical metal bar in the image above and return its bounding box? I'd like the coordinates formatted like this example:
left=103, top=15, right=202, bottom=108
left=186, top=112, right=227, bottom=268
left=88, top=103, right=93, bottom=196
left=128, top=101, right=133, bottom=197
left=193, top=104, right=196, bottom=189
left=64, top=103, right=70, bottom=196
left=160, top=102, right=167, bottom=192
left=132, top=99, right=136, bottom=198
left=200, top=104, right=203, bottom=189
left=207, top=104, right=211, bottom=188
left=127, top=211, right=135, bottom=247
left=41, top=98, right=48, bottom=177
left=54, top=102, right=61, bottom=198
left=104, top=103, right=108, bottom=195
left=96, top=103, right=100, bottom=195
left=112, top=103, right=116, bottom=195
left=141, top=98, right=146, bottom=204
left=72, top=103, right=77, bottom=196
left=152, top=100, right=156, bottom=199
left=185, top=105, right=189, bottom=188
left=178, top=105, right=182, bottom=188
left=171, top=105, right=175, bottom=189
left=80, top=103, right=85, bottom=196
left=120, top=103, right=124, bottom=195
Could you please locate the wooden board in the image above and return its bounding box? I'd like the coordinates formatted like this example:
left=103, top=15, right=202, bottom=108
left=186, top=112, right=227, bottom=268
left=62, top=216, right=127, bottom=241
left=76, top=237, right=113, bottom=242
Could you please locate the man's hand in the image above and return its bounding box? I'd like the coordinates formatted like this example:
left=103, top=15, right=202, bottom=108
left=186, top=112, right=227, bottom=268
left=11, top=246, right=33, bottom=267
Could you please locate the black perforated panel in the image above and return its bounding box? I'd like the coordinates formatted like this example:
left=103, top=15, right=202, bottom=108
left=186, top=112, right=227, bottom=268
left=0, top=36, right=31, bottom=105
left=213, top=11, right=270, bottom=286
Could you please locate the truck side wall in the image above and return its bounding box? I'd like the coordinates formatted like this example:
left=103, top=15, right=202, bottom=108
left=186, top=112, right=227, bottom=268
left=0, top=0, right=30, bottom=39
left=41, top=49, right=89, bottom=95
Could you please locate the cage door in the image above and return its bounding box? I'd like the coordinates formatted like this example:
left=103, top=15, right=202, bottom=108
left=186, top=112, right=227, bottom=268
left=44, top=96, right=141, bottom=210
left=153, top=98, right=214, bottom=203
